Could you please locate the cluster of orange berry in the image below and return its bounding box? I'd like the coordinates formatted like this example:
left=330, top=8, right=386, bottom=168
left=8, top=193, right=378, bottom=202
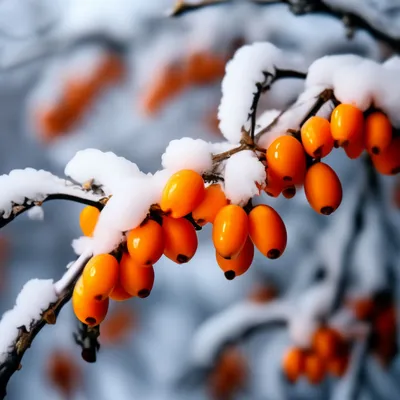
left=265, top=103, right=400, bottom=215
left=141, top=51, right=226, bottom=115
left=283, top=326, right=350, bottom=385
left=37, top=53, right=124, bottom=141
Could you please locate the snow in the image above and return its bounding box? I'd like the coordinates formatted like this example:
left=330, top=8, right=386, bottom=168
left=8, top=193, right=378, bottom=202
left=64, top=148, right=143, bottom=194
left=161, top=138, right=212, bottom=174
left=218, top=42, right=305, bottom=143
left=0, top=279, right=56, bottom=361
left=223, top=150, right=265, bottom=206
left=27, top=206, right=44, bottom=221
left=0, top=168, right=102, bottom=218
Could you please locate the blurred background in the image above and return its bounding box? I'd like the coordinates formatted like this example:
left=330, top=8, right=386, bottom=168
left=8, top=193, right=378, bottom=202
left=0, top=0, right=399, bottom=399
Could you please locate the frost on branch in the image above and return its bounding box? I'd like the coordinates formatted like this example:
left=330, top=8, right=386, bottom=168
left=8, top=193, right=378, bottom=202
left=0, top=279, right=56, bottom=361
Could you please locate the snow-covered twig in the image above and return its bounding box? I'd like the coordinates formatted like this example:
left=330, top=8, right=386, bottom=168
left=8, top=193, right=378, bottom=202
left=0, top=251, right=92, bottom=399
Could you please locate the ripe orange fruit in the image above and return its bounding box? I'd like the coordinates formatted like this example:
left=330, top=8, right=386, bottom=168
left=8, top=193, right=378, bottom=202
left=348, top=297, right=375, bottom=321
left=82, top=254, right=119, bottom=301
left=312, top=327, right=344, bottom=360
left=344, top=134, right=364, bottom=159
left=301, top=116, right=334, bottom=158
left=72, top=277, right=109, bottom=326
left=216, top=237, right=254, bottom=280
left=365, top=112, right=392, bottom=155
left=328, top=355, right=349, bottom=378
left=160, top=169, right=205, bottom=218
left=212, top=205, right=249, bottom=259
left=162, top=216, right=198, bottom=263
left=282, top=185, right=296, bottom=199
left=192, top=184, right=228, bottom=226
left=371, top=137, right=400, bottom=175
left=330, top=104, right=364, bottom=147
left=127, top=219, right=164, bottom=266
left=304, top=162, right=342, bottom=215
left=264, top=167, right=284, bottom=197
left=304, top=353, right=326, bottom=384
left=79, top=205, right=100, bottom=236
left=119, top=253, right=155, bottom=298
left=248, top=205, right=287, bottom=259
left=282, top=347, right=306, bottom=383
left=266, top=135, right=306, bottom=184
left=109, top=279, right=133, bottom=301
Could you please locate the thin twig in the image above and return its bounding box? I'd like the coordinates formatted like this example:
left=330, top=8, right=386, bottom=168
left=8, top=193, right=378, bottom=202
left=73, top=323, right=101, bottom=363
left=169, top=0, right=229, bottom=16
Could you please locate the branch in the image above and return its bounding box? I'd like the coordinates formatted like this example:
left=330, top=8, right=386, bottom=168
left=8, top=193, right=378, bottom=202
left=73, top=322, right=100, bottom=363
left=168, top=0, right=229, bottom=16
left=0, top=251, right=92, bottom=399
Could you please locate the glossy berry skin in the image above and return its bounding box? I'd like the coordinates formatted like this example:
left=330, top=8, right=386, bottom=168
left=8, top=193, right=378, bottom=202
left=344, top=134, right=364, bottom=159
left=216, top=237, right=254, bottom=280
left=365, top=112, right=392, bottom=155
left=312, top=327, right=344, bottom=360
left=119, top=253, right=155, bottom=298
left=371, top=137, right=400, bottom=175
left=79, top=206, right=100, bottom=237
left=72, top=277, right=109, bottom=326
left=82, top=254, right=119, bottom=301
left=160, top=169, right=205, bottom=218
left=264, top=167, right=284, bottom=197
left=301, top=116, right=334, bottom=158
left=248, top=205, right=287, bottom=259
left=127, top=219, right=164, bottom=266
left=282, top=347, right=306, bottom=383
left=305, top=353, right=326, bottom=385
left=192, top=184, right=228, bottom=226
left=330, top=103, right=364, bottom=147
left=109, top=279, right=133, bottom=301
left=266, top=135, right=306, bottom=184
left=304, top=162, right=342, bottom=215
left=212, top=205, right=249, bottom=259
left=162, top=216, right=198, bottom=264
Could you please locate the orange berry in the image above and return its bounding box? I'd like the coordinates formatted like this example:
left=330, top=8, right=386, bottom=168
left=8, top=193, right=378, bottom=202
left=282, top=347, right=306, bottom=383
left=192, top=184, right=228, bottom=226
left=305, top=353, right=326, bottom=384
left=266, top=135, right=306, bottom=184
left=264, top=167, right=284, bottom=197
left=371, top=137, right=400, bottom=175
left=304, top=162, right=342, bottom=215
left=119, top=253, right=155, bottom=298
left=79, top=205, right=100, bottom=236
left=312, top=327, right=344, bottom=360
left=216, top=237, right=254, bottom=280
left=282, top=185, right=296, bottom=199
left=328, top=356, right=349, bottom=378
left=301, top=116, right=334, bottom=158
left=344, top=134, right=364, bottom=159
left=82, top=254, right=119, bottom=301
left=109, top=279, right=133, bottom=301
left=365, top=112, right=392, bottom=155
left=212, top=205, right=249, bottom=259
left=127, top=219, right=164, bottom=266
left=248, top=205, right=287, bottom=259
left=162, top=216, right=198, bottom=263
left=160, top=169, right=205, bottom=218
left=72, top=277, right=109, bottom=326
left=348, top=297, right=375, bottom=321
left=330, top=104, right=364, bottom=147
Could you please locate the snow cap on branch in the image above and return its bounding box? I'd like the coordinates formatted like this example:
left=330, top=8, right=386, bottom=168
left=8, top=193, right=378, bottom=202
left=161, top=138, right=212, bottom=174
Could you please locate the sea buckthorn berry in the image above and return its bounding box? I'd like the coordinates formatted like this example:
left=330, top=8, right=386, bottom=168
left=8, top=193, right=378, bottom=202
left=304, top=162, right=342, bottom=215
left=301, top=116, right=334, bottom=158
left=160, top=169, right=205, bottom=218
left=192, top=184, right=228, bottom=226
left=216, top=237, right=254, bottom=280
left=348, top=297, right=375, bottom=321
left=328, top=356, right=349, bottom=378
left=365, top=112, right=392, bottom=155
left=162, top=216, right=198, bottom=263
left=79, top=205, right=100, bottom=237
left=371, top=137, right=400, bottom=175
left=344, top=134, right=364, bottom=159
left=282, top=347, right=306, bottom=383
left=82, top=254, right=119, bottom=301
left=305, top=353, right=326, bottom=385
left=266, top=135, right=306, bottom=184
left=330, top=104, right=364, bottom=147
left=312, top=327, right=344, bottom=360
left=212, top=205, right=249, bottom=259
left=264, top=167, right=284, bottom=197
left=109, top=279, right=133, bottom=301
left=127, top=219, right=164, bottom=266
left=72, top=277, right=109, bottom=326
left=248, top=205, right=287, bottom=259
left=119, top=253, right=155, bottom=298
left=282, top=185, right=296, bottom=199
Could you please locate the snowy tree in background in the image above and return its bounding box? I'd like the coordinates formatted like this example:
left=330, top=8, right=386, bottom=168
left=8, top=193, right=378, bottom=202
left=0, top=1, right=399, bottom=399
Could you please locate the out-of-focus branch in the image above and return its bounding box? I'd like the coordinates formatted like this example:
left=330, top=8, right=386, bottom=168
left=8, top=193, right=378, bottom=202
left=0, top=251, right=92, bottom=399
left=169, top=0, right=229, bottom=17
left=73, top=323, right=100, bottom=363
